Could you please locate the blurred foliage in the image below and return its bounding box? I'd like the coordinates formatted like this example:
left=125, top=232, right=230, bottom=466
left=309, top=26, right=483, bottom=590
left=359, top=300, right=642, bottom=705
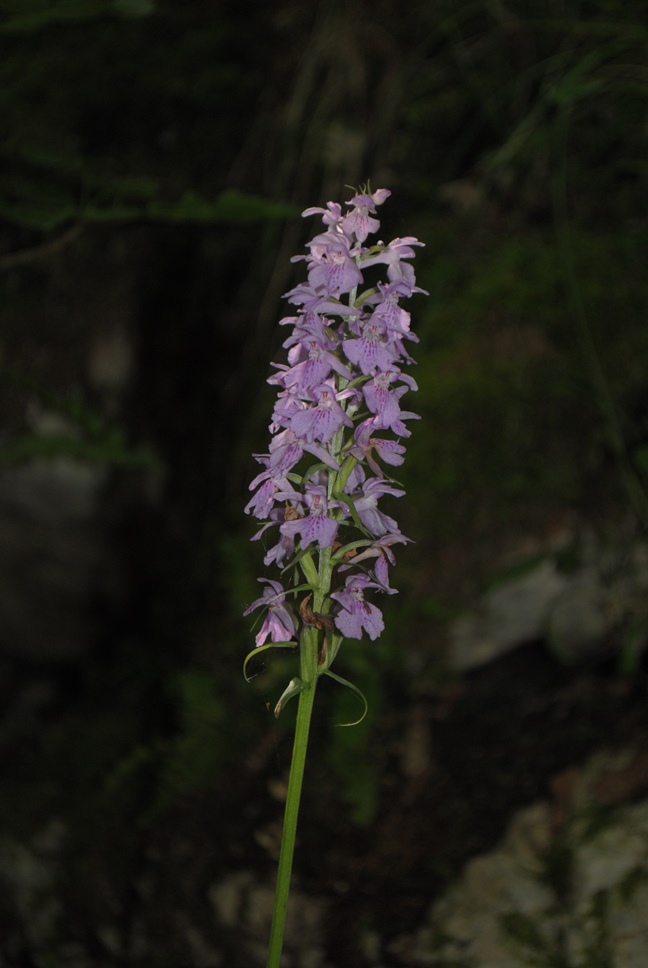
left=0, top=140, right=298, bottom=231
left=0, top=0, right=155, bottom=34
left=408, top=226, right=648, bottom=525
left=156, top=669, right=229, bottom=804
left=0, top=0, right=296, bottom=232
left=322, top=639, right=393, bottom=826
left=0, top=366, right=157, bottom=466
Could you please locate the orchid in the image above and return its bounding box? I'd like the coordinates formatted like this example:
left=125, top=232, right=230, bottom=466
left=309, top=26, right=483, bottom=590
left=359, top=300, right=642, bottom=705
left=243, top=579, right=297, bottom=648
left=245, top=185, right=425, bottom=657
left=243, top=185, right=426, bottom=968
left=331, top=574, right=386, bottom=641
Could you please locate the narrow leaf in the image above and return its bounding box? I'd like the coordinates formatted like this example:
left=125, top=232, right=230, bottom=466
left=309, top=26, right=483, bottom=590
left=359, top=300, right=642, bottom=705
left=323, top=670, right=368, bottom=726
left=332, top=489, right=372, bottom=536
left=243, top=641, right=297, bottom=682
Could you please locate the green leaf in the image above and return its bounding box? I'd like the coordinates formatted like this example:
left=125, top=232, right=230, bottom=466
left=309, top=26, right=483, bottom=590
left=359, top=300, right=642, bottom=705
left=274, top=677, right=304, bottom=717
left=82, top=190, right=297, bottom=225
left=0, top=182, right=79, bottom=230
left=146, top=189, right=298, bottom=224
left=323, top=669, right=368, bottom=726
left=17, top=145, right=160, bottom=198
left=0, top=0, right=154, bottom=33
left=0, top=154, right=297, bottom=229
left=332, top=489, right=372, bottom=536
left=335, top=453, right=358, bottom=493
left=282, top=548, right=319, bottom=588
left=243, top=640, right=298, bottom=683
left=330, top=538, right=374, bottom=565
left=323, top=632, right=344, bottom=670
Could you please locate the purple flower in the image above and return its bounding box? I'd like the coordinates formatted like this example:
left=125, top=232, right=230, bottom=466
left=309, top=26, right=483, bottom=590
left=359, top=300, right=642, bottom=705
left=342, top=321, right=401, bottom=375
left=245, top=477, right=285, bottom=519
left=253, top=512, right=298, bottom=569
left=368, top=284, right=419, bottom=343
left=270, top=388, right=309, bottom=434
left=301, top=200, right=343, bottom=227
left=252, top=428, right=340, bottom=477
left=351, top=476, right=405, bottom=537
left=282, top=315, right=338, bottom=354
left=270, top=341, right=352, bottom=394
left=245, top=186, right=426, bottom=659
left=280, top=485, right=339, bottom=551
left=350, top=418, right=406, bottom=476
left=331, top=574, right=385, bottom=640
left=246, top=431, right=304, bottom=509
left=264, top=533, right=297, bottom=569
left=244, top=579, right=297, bottom=648
left=363, top=369, right=419, bottom=435
left=340, top=188, right=391, bottom=242
left=289, top=382, right=353, bottom=444
left=283, top=283, right=361, bottom=318
left=303, top=233, right=363, bottom=297
left=361, top=236, right=428, bottom=292
left=340, top=533, right=411, bottom=593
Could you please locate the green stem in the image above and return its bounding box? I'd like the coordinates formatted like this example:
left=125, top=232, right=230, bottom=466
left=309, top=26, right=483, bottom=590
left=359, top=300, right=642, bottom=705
left=267, top=404, right=345, bottom=965
left=266, top=626, right=319, bottom=968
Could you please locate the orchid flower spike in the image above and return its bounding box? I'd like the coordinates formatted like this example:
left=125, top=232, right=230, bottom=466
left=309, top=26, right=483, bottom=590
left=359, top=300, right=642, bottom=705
left=244, top=185, right=426, bottom=707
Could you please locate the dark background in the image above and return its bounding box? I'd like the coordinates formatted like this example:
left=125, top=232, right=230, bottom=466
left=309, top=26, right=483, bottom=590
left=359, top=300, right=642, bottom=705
left=1, top=1, right=648, bottom=965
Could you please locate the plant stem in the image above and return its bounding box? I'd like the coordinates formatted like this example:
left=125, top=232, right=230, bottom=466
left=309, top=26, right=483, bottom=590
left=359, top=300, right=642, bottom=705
left=266, top=626, right=319, bottom=968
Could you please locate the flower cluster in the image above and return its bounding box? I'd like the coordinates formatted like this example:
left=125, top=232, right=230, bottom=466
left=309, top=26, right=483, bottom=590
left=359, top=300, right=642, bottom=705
left=244, top=187, right=425, bottom=661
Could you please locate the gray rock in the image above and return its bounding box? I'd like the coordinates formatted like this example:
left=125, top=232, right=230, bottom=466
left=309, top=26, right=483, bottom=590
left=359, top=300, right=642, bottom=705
left=0, top=457, right=114, bottom=659
left=414, top=751, right=648, bottom=968
left=0, top=820, right=66, bottom=961
left=209, top=869, right=329, bottom=968
left=448, top=535, right=648, bottom=671
left=449, top=558, right=566, bottom=670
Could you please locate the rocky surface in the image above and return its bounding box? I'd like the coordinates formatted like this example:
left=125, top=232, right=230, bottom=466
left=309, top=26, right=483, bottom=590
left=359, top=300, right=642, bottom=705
left=0, top=455, right=111, bottom=661
left=449, top=530, right=648, bottom=672
left=413, top=745, right=648, bottom=968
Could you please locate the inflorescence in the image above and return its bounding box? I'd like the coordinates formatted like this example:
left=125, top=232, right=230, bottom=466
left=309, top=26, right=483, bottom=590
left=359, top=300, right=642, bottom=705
left=244, top=187, right=426, bottom=675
